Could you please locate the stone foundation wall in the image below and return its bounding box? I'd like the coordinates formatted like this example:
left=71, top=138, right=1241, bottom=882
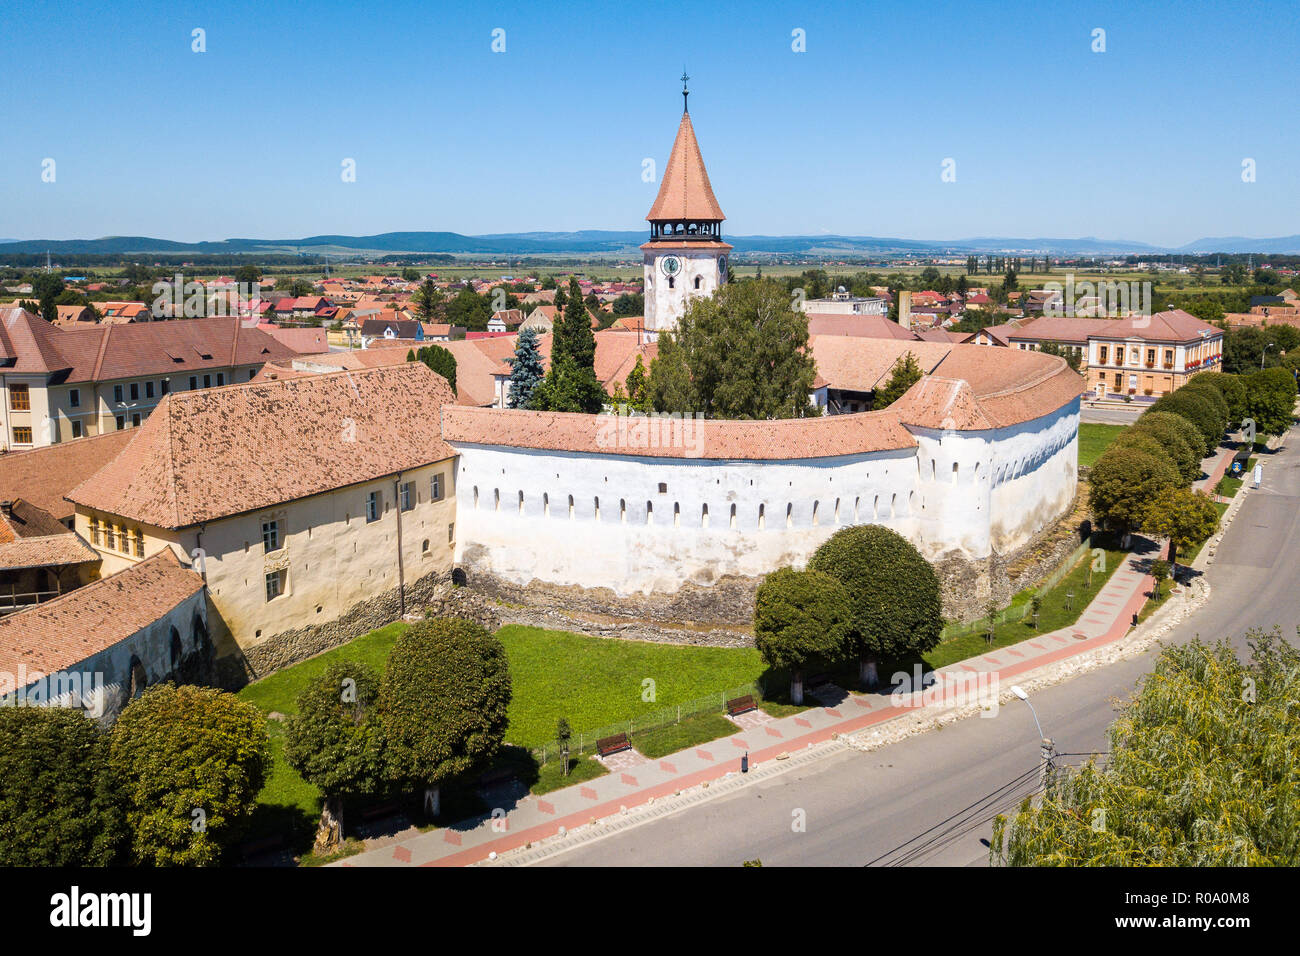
left=213, top=570, right=502, bottom=689
left=464, top=492, right=1091, bottom=642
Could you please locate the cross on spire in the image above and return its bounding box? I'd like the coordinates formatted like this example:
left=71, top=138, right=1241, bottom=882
left=681, top=69, right=690, bottom=112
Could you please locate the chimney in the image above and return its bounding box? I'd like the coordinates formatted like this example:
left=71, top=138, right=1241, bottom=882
left=899, top=291, right=913, bottom=330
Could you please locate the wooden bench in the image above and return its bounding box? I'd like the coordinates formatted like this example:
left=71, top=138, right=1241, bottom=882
left=596, top=732, right=631, bottom=757
left=726, top=694, right=757, bottom=717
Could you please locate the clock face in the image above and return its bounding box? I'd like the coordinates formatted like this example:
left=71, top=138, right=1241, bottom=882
left=660, top=255, right=682, bottom=277
left=718, top=256, right=728, bottom=278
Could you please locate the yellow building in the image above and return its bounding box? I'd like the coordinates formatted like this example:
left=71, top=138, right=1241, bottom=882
left=66, top=362, right=459, bottom=683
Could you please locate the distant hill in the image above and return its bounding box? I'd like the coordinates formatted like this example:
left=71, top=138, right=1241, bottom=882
left=3, top=231, right=1299, bottom=257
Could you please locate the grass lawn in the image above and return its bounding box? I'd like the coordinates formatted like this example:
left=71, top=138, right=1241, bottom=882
left=1078, top=423, right=1126, bottom=468
left=631, top=713, right=738, bottom=758
left=494, top=625, right=765, bottom=749
left=918, top=538, right=1128, bottom=672
left=1213, top=458, right=1255, bottom=499
left=528, top=755, right=608, bottom=796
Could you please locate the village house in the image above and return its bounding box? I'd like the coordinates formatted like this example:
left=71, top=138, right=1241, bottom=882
left=65, top=363, right=460, bottom=683
left=0, top=309, right=309, bottom=450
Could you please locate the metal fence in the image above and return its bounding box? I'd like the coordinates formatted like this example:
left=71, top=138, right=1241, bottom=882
left=533, top=679, right=764, bottom=764
left=937, top=535, right=1095, bottom=642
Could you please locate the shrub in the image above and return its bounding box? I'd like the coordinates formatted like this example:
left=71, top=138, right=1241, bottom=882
left=808, top=525, right=942, bottom=687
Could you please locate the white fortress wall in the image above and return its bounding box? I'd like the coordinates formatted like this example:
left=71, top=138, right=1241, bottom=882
left=453, top=443, right=921, bottom=596
left=986, top=396, right=1081, bottom=553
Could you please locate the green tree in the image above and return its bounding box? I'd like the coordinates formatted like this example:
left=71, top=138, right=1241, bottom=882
left=447, top=287, right=492, bottom=331
left=1127, top=411, right=1205, bottom=483
left=531, top=278, right=606, bottom=413
left=647, top=279, right=818, bottom=419
left=1149, top=558, right=1171, bottom=599
left=808, top=526, right=943, bottom=688
left=1190, top=372, right=1247, bottom=422
left=1242, top=366, right=1298, bottom=437
left=379, top=618, right=512, bottom=817
left=0, top=707, right=126, bottom=865
left=110, top=685, right=270, bottom=866
left=284, top=662, right=388, bottom=852
left=32, top=272, right=64, bottom=324
left=235, top=264, right=262, bottom=287
left=290, top=278, right=314, bottom=298
left=1146, top=389, right=1222, bottom=456
left=611, top=292, right=645, bottom=316
left=992, top=633, right=1300, bottom=865
left=414, top=344, right=457, bottom=393
left=623, top=353, right=651, bottom=411
left=1088, top=446, right=1180, bottom=535
left=413, top=278, right=444, bottom=323
left=874, top=351, right=923, bottom=408
left=753, top=567, right=852, bottom=704
left=507, top=327, right=545, bottom=409
left=1141, top=486, right=1219, bottom=569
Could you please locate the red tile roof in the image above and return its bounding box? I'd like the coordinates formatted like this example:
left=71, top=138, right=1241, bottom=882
left=0, top=430, right=135, bottom=521
left=0, top=549, right=204, bottom=692
left=645, top=111, right=725, bottom=222
left=68, top=363, right=457, bottom=529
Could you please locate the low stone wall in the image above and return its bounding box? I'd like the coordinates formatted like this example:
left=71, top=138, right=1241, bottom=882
left=214, top=570, right=501, bottom=689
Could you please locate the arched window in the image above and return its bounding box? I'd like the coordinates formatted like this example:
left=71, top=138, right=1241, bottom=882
left=169, top=627, right=182, bottom=667
left=192, top=614, right=208, bottom=650
left=518, top=490, right=525, bottom=514
left=620, top=499, right=627, bottom=523
left=694, top=275, right=703, bottom=290
left=128, top=656, right=147, bottom=699
left=568, top=494, right=575, bottom=519
left=786, top=503, right=793, bottom=528
left=812, top=501, right=819, bottom=526
left=646, top=500, right=653, bottom=525
left=952, top=461, right=959, bottom=483
left=593, top=496, right=600, bottom=521
left=701, top=503, right=709, bottom=528
left=758, top=503, right=766, bottom=530
left=543, top=493, right=550, bottom=517
left=473, top=485, right=479, bottom=508
left=729, top=503, right=737, bottom=530
left=673, top=503, right=681, bottom=528
left=494, top=488, right=500, bottom=511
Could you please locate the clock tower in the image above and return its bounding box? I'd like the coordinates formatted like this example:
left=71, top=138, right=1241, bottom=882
left=642, top=75, right=731, bottom=340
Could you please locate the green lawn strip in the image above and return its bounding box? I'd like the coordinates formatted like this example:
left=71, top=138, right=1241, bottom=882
left=631, top=713, right=738, bottom=759
left=1078, top=423, right=1126, bottom=468
left=493, top=624, right=766, bottom=749
left=918, top=540, right=1128, bottom=672
left=528, top=755, right=609, bottom=796
left=1213, top=458, right=1255, bottom=498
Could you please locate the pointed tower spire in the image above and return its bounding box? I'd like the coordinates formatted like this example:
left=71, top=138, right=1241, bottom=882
left=645, top=91, right=725, bottom=225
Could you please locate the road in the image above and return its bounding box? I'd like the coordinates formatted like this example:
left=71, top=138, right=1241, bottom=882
left=1080, top=404, right=1144, bottom=425
left=538, top=432, right=1299, bottom=867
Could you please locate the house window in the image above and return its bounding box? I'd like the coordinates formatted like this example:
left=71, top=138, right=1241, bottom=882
left=1164, top=349, right=1174, bottom=367
left=11, top=426, right=32, bottom=445
left=189, top=376, right=198, bottom=390
left=146, top=381, right=155, bottom=399
left=69, top=388, right=80, bottom=408
left=1098, top=346, right=1107, bottom=365
left=9, top=384, right=30, bottom=411
left=430, top=473, right=444, bottom=501
left=72, top=420, right=83, bottom=438
left=262, top=519, right=280, bottom=553
left=161, top=379, right=169, bottom=395
left=129, top=383, right=139, bottom=401
left=366, top=490, right=380, bottom=522
left=133, top=529, right=144, bottom=557
left=203, top=374, right=212, bottom=388
left=113, top=385, right=124, bottom=403
left=131, top=413, right=141, bottom=427
left=116, top=416, right=125, bottom=430
left=216, top=373, right=225, bottom=386
left=400, top=481, right=415, bottom=512
left=265, top=569, right=287, bottom=602
left=91, top=519, right=102, bottom=546
left=249, top=370, right=256, bottom=381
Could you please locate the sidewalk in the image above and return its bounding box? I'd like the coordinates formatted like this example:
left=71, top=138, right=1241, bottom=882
left=340, top=546, right=1158, bottom=868
left=1194, top=442, right=1235, bottom=495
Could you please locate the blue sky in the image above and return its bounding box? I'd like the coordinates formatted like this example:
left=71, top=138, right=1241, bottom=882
left=1, top=0, right=1295, bottom=245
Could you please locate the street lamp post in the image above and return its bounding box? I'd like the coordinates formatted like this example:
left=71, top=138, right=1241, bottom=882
left=1011, top=685, right=1055, bottom=789
left=1263, top=343, right=1274, bottom=369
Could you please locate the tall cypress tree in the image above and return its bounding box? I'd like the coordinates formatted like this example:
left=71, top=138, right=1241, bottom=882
left=532, top=277, right=605, bottom=413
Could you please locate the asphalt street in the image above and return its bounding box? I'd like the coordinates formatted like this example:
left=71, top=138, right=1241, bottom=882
left=539, top=431, right=1300, bottom=867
